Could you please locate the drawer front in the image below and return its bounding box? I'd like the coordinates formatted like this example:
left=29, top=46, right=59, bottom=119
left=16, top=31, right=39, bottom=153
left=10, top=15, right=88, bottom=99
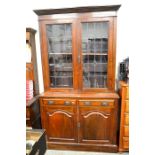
left=124, top=114, right=129, bottom=125
left=42, top=98, right=76, bottom=106
left=125, top=100, right=129, bottom=113
left=123, top=126, right=129, bottom=137
left=123, top=137, right=129, bottom=149
left=79, top=100, right=114, bottom=107
left=126, top=87, right=129, bottom=99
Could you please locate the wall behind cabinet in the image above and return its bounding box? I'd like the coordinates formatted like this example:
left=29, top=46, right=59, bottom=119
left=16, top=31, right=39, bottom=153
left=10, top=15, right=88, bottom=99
left=25, top=0, right=129, bottom=93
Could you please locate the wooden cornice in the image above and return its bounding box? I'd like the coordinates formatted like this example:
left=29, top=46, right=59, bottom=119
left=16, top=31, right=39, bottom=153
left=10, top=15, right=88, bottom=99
left=34, top=5, right=121, bottom=16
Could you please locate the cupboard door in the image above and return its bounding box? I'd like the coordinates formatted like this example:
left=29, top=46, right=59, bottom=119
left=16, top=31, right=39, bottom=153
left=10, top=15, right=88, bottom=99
left=78, top=100, right=117, bottom=144
left=40, top=20, right=79, bottom=91
left=79, top=17, right=115, bottom=91
left=42, top=103, right=77, bottom=143
left=46, top=24, right=73, bottom=88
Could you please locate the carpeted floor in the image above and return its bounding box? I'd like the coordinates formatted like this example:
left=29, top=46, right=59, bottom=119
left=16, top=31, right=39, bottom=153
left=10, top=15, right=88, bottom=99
left=45, top=150, right=129, bottom=155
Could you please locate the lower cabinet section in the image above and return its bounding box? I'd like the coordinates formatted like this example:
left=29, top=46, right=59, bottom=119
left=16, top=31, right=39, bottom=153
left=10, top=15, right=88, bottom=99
left=40, top=97, right=119, bottom=152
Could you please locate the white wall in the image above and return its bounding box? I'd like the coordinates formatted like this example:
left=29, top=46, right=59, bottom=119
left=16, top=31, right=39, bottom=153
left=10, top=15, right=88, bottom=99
left=26, top=0, right=129, bottom=93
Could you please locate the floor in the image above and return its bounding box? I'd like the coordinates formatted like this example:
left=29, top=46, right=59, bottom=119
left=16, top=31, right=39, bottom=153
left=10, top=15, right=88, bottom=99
left=45, top=150, right=129, bottom=155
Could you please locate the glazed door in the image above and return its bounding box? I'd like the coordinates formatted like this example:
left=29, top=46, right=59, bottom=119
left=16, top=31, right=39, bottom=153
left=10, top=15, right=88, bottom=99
left=40, top=20, right=79, bottom=91
left=78, top=17, right=116, bottom=91
left=41, top=99, right=77, bottom=143
left=78, top=100, right=117, bottom=144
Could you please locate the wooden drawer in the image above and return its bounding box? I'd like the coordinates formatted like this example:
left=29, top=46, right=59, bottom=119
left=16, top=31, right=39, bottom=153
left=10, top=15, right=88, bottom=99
left=124, top=114, right=129, bottom=125
left=126, top=87, right=129, bottom=99
left=79, top=100, right=114, bottom=108
left=123, top=126, right=129, bottom=137
left=42, top=99, right=76, bottom=106
left=125, top=100, right=129, bottom=113
left=123, top=137, right=129, bottom=149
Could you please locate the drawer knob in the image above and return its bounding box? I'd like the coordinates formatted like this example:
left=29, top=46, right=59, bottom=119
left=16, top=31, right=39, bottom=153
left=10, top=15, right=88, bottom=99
left=64, top=101, right=71, bottom=105
left=84, top=101, right=91, bottom=106
left=48, top=101, right=54, bottom=105
left=101, top=101, right=108, bottom=106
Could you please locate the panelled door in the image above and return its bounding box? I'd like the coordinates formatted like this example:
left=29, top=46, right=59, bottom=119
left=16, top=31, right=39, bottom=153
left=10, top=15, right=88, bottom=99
left=77, top=16, right=116, bottom=91
left=40, top=19, right=79, bottom=91
left=78, top=100, right=117, bottom=145
left=41, top=99, right=77, bottom=143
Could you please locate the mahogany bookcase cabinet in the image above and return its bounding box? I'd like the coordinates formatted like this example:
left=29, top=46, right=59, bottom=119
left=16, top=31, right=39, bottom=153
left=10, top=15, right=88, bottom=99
left=34, top=5, right=121, bottom=152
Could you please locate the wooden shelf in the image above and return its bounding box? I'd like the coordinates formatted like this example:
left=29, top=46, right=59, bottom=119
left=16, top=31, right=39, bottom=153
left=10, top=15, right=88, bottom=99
left=49, top=52, right=72, bottom=55
left=82, top=53, right=108, bottom=55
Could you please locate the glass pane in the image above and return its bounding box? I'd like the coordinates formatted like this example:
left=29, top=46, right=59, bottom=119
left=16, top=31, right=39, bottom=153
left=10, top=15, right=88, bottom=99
left=82, top=22, right=109, bottom=88
left=46, top=24, right=73, bottom=88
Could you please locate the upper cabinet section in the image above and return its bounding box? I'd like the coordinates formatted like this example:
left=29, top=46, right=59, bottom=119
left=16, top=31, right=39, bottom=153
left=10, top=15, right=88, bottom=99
left=34, top=5, right=121, bottom=92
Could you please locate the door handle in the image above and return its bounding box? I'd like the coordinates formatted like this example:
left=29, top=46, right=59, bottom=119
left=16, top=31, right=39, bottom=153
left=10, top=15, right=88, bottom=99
left=48, top=101, right=54, bottom=105
left=78, top=55, right=81, bottom=64
left=101, top=101, right=108, bottom=106
left=84, top=101, right=91, bottom=106
left=64, top=101, right=71, bottom=106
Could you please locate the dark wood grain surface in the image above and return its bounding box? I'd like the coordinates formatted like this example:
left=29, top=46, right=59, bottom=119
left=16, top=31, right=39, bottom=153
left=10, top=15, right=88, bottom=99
left=34, top=5, right=121, bottom=16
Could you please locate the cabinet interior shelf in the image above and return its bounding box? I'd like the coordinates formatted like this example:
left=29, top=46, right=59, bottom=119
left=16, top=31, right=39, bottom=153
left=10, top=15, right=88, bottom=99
left=83, top=62, right=107, bottom=64
left=82, top=53, right=108, bottom=55
left=49, top=52, right=72, bottom=55
left=50, top=84, right=72, bottom=87
left=49, top=63, right=72, bottom=67
left=48, top=53, right=108, bottom=55
left=50, top=76, right=73, bottom=78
